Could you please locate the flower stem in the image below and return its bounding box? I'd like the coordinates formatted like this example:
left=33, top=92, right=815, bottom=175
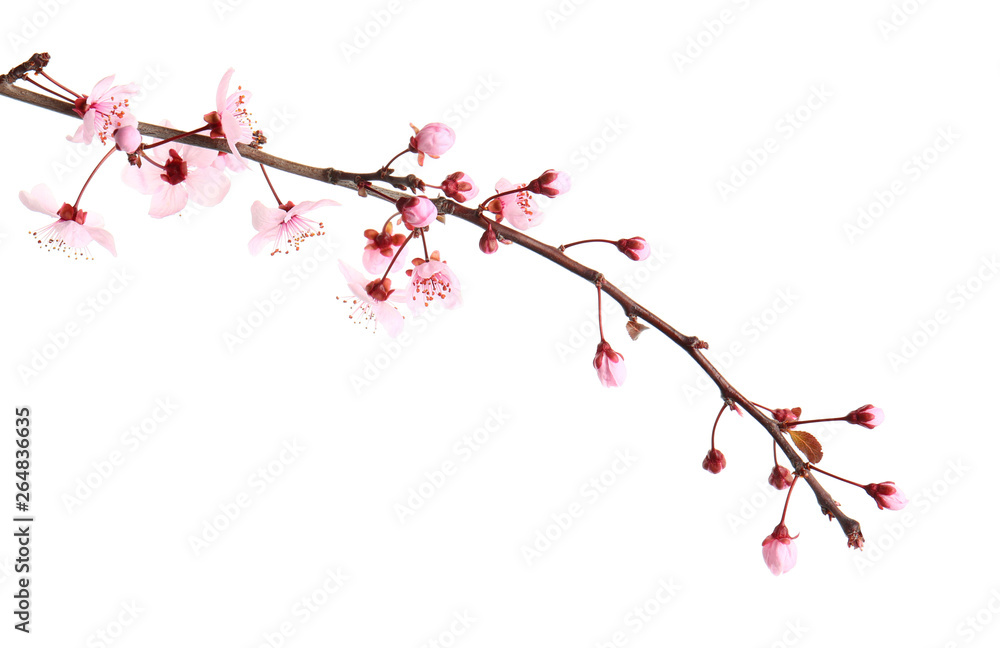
left=808, top=465, right=864, bottom=489
left=37, top=70, right=80, bottom=98
left=259, top=164, right=283, bottom=206
left=380, top=232, right=415, bottom=282
left=380, top=149, right=409, bottom=175
left=560, top=238, right=616, bottom=252
left=710, top=402, right=726, bottom=451
left=144, top=124, right=213, bottom=150
left=24, top=76, right=75, bottom=103
left=779, top=475, right=800, bottom=526
left=792, top=417, right=845, bottom=426
left=73, top=147, right=118, bottom=211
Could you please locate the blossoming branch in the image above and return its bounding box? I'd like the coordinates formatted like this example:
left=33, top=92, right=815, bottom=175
left=0, top=52, right=907, bottom=575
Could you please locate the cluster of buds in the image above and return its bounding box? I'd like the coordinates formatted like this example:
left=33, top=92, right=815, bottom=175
left=702, top=400, right=907, bottom=575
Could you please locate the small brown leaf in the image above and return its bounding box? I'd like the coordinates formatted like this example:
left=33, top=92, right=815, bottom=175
left=789, top=430, right=823, bottom=464
left=626, top=318, right=649, bottom=341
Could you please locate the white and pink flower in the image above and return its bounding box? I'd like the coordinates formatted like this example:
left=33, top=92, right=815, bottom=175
left=339, top=261, right=406, bottom=337
left=204, top=68, right=253, bottom=167
left=363, top=224, right=408, bottom=275
left=405, top=255, right=462, bottom=313
left=864, top=482, right=908, bottom=511
left=19, top=184, right=116, bottom=258
left=489, top=179, right=542, bottom=230
left=122, top=136, right=230, bottom=218
left=409, top=122, right=455, bottom=165
left=248, top=199, right=338, bottom=256
left=67, top=74, right=139, bottom=146
left=761, top=524, right=798, bottom=576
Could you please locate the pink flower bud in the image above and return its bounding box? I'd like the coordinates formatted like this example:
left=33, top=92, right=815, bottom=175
left=768, top=466, right=794, bottom=490
left=396, top=196, right=437, bottom=229
left=593, top=340, right=626, bottom=387
left=441, top=172, right=479, bottom=202
left=773, top=407, right=801, bottom=424
left=761, top=523, right=798, bottom=576
left=702, top=448, right=726, bottom=474
left=846, top=404, right=884, bottom=429
left=114, top=126, right=142, bottom=153
left=409, top=122, right=455, bottom=159
left=615, top=237, right=650, bottom=261
left=527, top=169, right=571, bottom=197
left=479, top=223, right=498, bottom=254
left=864, top=482, right=908, bottom=510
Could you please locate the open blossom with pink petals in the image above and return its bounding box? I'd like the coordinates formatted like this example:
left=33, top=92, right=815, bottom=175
left=363, top=224, right=407, bottom=275
left=527, top=169, right=571, bottom=197
left=593, top=340, right=626, bottom=387
left=405, top=253, right=462, bottom=313
left=19, top=184, right=116, bottom=259
left=488, top=179, right=543, bottom=230
left=846, top=404, right=884, bottom=429
left=204, top=68, right=253, bottom=167
left=248, top=199, right=338, bottom=256
left=122, top=132, right=230, bottom=218
left=68, top=74, right=139, bottom=146
left=761, top=524, right=798, bottom=576
left=616, top=237, right=650, bottom=261
left=339, top=261, right=405, bottom=337
left=864, top=482, right=908, bottom=510
left=409, top=122, right=455, bottom=165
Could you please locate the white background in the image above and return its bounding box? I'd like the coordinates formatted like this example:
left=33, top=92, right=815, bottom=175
left=2, top=0, right=998, bottom=646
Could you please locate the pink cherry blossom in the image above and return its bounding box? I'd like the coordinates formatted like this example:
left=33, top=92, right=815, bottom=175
left=864, top=482, right=908, bottom=511
left=489, top=179, right=543, bottom=230
left=593, top=340, right=626, bottom=387
left=846, top=404, right=884, bottom=429
left=213, top=152, right=249, bottom=173
left=441, top=172, right=478, bottom=202
left=67, top=74, right=139, bottom=145
left=405, top=254, right=462, bottom=312
left=339, top=261, right=405, bottom=337
left=702, top=448, right=727, bottom=474
left=616, top=237, right=650, bottom=261
left=122, top=138, right=230, bottom=218
left=248, top=199, right=338, bottom=256
left=409, top=122, right=455, bottom=165
left=204, top=68, right=253, bottom=167
left=363, top=224, right=408, bottom=275
left=761, top=524, right=798, bottom=576
left=768, top=466, right=794, bottom=490
left=396, top=196, right=438, bottom=229
left=19, top=184, right=116, bottom=259
left=527, top=169, right=571, bottom=197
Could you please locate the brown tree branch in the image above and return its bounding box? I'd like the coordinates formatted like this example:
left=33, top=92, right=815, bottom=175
left=0, top=58, right=862, bottom=549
